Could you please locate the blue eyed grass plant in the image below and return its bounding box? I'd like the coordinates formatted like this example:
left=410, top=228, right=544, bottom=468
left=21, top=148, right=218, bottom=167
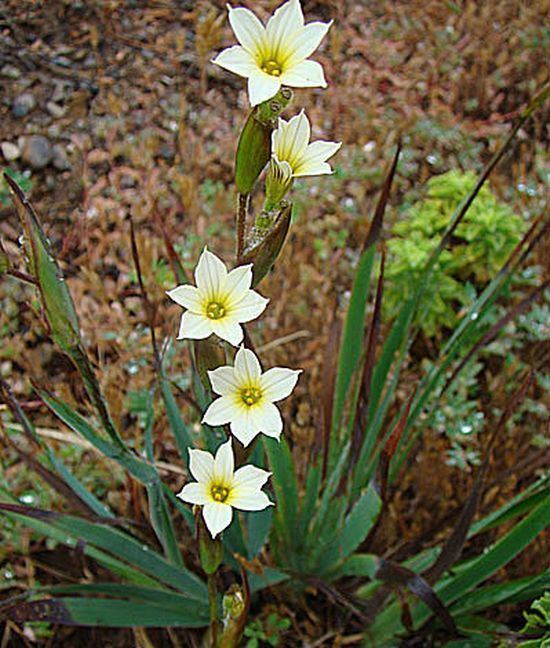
left=0, top=1, right=548, bottom=645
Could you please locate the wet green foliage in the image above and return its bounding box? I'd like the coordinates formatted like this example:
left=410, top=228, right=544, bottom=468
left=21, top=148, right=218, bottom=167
left=385, top=170, right=527, bottom=336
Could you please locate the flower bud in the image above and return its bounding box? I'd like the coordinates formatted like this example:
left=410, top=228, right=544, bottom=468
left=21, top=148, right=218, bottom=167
left=193, top=337, right=226, bottom=391
left=197, top=513, right=223, bottom=575
left=239, top=201, right=292, bottom=287
left=264, top=157, right=294, bottom=211
left=235, top=88, right=293, bottom=196
left=220, top=584, right=248, bottom=646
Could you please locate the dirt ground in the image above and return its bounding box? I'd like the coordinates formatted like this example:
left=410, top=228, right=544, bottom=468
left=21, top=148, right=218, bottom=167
left=0, top=1, right=548, bottom=645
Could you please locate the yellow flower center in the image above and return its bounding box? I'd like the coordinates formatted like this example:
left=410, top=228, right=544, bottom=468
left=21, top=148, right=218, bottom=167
left=262, top=59, right=282, bottom=76
left=211, top=484, right=230, bottom=502
left=240, top=386, right=263, bottom=407
left=205, top=301, right=226, bottom=320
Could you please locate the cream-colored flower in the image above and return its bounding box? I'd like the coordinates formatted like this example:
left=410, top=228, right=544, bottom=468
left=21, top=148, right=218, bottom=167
left=272, top=110, right=341, bottom=177
left=167, top=248, right=268, bottom=347
left=178, top=439, right=273, bottom=538
left=213, top=0, right=332, bottom=106
left=203, top=346, right=301, bottom=447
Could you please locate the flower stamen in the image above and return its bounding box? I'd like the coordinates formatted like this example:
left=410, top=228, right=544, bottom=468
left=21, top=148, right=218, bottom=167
left=261, top=59, right=282, bottom=76
left=240, top=386, right=263, bottom=407
left=206, top=301, right=226, bottom=320
left=211, top=484, right=230, bottom=502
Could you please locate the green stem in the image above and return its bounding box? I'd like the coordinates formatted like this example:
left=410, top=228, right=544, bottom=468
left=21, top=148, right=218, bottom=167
left=208, top=573, right=219, bottom=647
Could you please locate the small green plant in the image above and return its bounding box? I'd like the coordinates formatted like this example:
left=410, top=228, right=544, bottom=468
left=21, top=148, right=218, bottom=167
left=425, top=359, right=485, bottom=469
left=385, top=169, right=527, bottom=336
left=517, top=592, right=550, bottom=648
left=244, top=612, right=291, bottom=648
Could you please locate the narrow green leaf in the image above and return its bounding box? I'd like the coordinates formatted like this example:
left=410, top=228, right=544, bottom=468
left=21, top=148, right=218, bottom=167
left=146, top=484, right=183, bottom=567
left=450, top=571, right=550, bottom=618
left=40, top=391, right=158, bottom=485
left=0, top=503, right=207, bottom=600
left=160, top=374, right=193, bottom=465
left=244, top=507, right=273, bottom=559
left=0, top=493, right=169, bottom=589
left=369, top=496, right=549, bottom=641
left=263, top=437, right=298, bottom=536
left=4, top=173, right=80, bottom=352
left=5, top=597, right=208, bottom=627
left=331, top=246, right=376, bottom=441
left=327, top=553, right=379, bottom=581
left=248, top=568, right=289, bottom=594
left=314, top=487, right=381, bottom=573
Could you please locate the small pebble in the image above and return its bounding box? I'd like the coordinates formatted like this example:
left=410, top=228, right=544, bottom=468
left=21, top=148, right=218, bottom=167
left=1, top=142, right=21, bottom=161
left=21, top=136, right=53, bottom=169
left=1, top=64, right=21, bottom=79
left=46, top=101, right=66, bottom=118
left=12, top=92, right=36, bottom=118
left=52, top=144, right=71, bottom=171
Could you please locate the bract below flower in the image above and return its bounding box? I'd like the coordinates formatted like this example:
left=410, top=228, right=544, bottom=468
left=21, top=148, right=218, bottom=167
left=203, top=346, right=301, bottom=447
left=213, top=0, right=332, bottom=106
left=166, top=248, right=268, bottom=347
left=272, top=110, right=341, bottom=177
left=177, top=439, right=273, bottom=538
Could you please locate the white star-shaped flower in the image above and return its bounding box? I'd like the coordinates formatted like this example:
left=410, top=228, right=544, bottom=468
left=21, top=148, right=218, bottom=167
left=167, top=248, right=268, bottom=347
left=202, top=346, right=301, bottom=447
left=178, top=439, right=273, bottom=539
left=213, top=0, right=332, bottom=106
left=272, top=110, right=341, bottom=177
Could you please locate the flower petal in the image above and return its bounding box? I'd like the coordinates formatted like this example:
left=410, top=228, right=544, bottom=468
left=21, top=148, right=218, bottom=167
left=260, top=367, right=301, bottom=402
left=232, top=464, right=271, bottom=491
left=212, top=45, right=257, bottom=78
left=227, top=6, right=267, bottom=57
left=203, top=501, right=233, bottom=538
left=285, top=21, right=332, bottom=66
left=230, top=408, right=261, bottom=447
left=188, top=448, right=215, bottom=483
left=235, top=346, right=262, bottom=383
left=166, top=284, right=202, bottom=311
left=272, top=111, right=310, bottom=168
left=210, top=318, right=244, bottom=346
left=177, top=482, right=210, bottom=505
left=294, top=161, right=333, bottom=176
left=247, top=71, right=281, bottom=106
left=230, top=290, right=269, bottom=323
left=208, top=366, right=240, bottom=396
left=296, top=140, right=342, bottom=176
left=230, top=488, right=273, bottom=511
left=252, top=401, right=283, bottom=439
left=224, top=264, right=253, bottom=303
left=266, top=0, right=304, bottom=53
left=194, top=248, right=227, bottom=299
left=203, top=395, right=237, bottom=426
left=214, top=438, right=234, bottom=485
left=279, top=59, right=327, bottom=88
left=177, top=311, right=212, bottom=340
